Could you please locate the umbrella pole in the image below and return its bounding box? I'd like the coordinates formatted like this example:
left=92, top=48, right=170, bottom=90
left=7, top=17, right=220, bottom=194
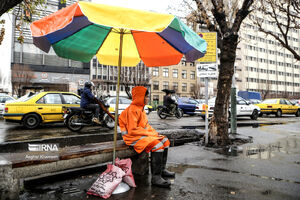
left=113, top=29, right=124, bottom=165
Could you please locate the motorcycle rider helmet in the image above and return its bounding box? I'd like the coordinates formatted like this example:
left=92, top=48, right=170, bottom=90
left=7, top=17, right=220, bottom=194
left=84, top=81, right=94, bottom=88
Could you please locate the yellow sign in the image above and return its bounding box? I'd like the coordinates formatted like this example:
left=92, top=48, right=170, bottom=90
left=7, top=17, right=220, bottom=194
left=198, top=32, right=217, bottom=63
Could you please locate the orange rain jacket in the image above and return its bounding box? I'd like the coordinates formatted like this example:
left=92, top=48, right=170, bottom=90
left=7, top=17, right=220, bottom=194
left=119, top=86, right=168, bottom=153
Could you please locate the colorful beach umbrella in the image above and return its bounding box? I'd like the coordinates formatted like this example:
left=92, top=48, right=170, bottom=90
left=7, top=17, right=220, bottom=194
left=30, top=1, right=207, bottom=163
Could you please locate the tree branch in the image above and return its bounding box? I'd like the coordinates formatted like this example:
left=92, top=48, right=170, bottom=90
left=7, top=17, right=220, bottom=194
left=232, top=0, right=254, bottom=33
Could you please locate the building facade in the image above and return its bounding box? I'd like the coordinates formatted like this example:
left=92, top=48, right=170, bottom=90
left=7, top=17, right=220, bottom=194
left=11, top=0, right=90, bottom=96
left=238, top=14, right=300, bottom=98
left=189, top=14, right=300, bottom=100
left=90, top=57, right=151, bottom=98
left=150, top=60, right=197, bottom=104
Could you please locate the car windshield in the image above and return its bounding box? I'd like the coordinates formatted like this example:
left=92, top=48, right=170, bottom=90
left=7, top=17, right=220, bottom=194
left=15, top=93, right=38, bottom=102
left=262, top=99, right=277, bottom=104
left=208, top=97, right=216, bottom=103
left=188, top=99, right=198, bottom=104
left=0, top=96, right=14, bottom=103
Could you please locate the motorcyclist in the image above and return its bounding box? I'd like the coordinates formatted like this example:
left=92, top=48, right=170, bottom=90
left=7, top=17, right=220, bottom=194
left=163, top=90, right=177, bottom=114
left=80, top=81, right=100, bottom=124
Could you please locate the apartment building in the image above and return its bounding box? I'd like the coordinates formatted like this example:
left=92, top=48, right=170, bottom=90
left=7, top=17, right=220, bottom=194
left=11, top=0, right=90, bottom=96
left=90, top=57, right=151, bottom=97
left=151, top=60, right=197, bottom=103
left=239, top=14, right=300, bottom=98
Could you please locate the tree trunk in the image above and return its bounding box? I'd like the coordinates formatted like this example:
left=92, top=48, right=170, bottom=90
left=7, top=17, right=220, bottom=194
left=209, top=34, right=238, bottom=146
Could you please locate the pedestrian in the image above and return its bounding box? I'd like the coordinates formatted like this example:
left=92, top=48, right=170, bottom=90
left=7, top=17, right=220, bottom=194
left=119, top=86, right=175, bottom=188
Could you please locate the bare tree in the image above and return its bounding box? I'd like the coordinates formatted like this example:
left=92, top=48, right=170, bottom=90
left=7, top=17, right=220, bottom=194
left=182, top=0, right=255, bottom=146
left=192, top=83, right=205, bottom=99
left=0, top=0, right=64, bottom=44
left=119, top=64, right=151, bottom=99
left=260, top=82, right=272, bottom=99
left=11, top=64, right=34, bottom=97
left=253, top=0, right=300, bottom=61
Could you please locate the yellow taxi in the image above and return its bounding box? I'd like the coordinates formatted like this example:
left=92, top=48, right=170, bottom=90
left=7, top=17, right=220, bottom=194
left=4, top=91, right=80, bottom=129
left=256, top=98, right=300, bottom=117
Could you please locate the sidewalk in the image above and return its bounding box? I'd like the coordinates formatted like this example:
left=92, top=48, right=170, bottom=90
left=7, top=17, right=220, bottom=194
left=19, top=121, right=300, bottom=200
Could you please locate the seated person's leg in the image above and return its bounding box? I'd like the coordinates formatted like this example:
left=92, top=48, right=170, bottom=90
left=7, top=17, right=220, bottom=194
left=86, top=104, right=100, bottom=124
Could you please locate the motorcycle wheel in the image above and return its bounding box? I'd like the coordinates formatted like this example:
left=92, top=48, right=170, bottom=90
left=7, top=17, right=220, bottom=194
left=103, top=113, right=115, bottom=129
left=175, top=108, right=183, bottom=119
left=157, top=107, right=167, bottom=119
left=66, top=113, right=84, bottom=132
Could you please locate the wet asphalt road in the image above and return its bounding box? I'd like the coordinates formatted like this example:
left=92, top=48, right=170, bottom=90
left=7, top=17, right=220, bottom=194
left=0, top=112, right=299, bottom=143
left=0, top=113, right=299, bottom=199
left=18, top=120, right=300, bottom=200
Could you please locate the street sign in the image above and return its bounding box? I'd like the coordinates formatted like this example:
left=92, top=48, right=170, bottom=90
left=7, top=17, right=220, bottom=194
left=196, top=63, right=218, bottom=78
left=198, top=32, right=217, bottom=63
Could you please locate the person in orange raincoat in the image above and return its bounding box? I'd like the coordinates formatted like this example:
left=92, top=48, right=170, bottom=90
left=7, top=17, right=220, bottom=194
left=119, top=86, right=175, bottom=188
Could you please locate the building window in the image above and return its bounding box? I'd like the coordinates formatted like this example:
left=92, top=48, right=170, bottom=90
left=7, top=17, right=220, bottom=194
left=153, top=67, right=159, bottom=76
left=182, top=70, right=187, bottom=79
left=173, top=82, right=178, bottom=90
left=92, top=59, right=97, bottom=67
left=153, top=81, right=159, bottom=90
left=182, top=83, right=187, bottom=92
left=163, top=68, right=169, bottom=77
left=163, top=81, right=169, bottom=89
left=190, top=71, right=195, bottom=79
left=173, top=69, right=178, bottom=78
left=153, top=95, right=159, bottom=102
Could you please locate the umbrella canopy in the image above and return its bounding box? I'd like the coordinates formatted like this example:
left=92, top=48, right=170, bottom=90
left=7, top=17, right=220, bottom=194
left=30, top=1, right=207, bottom=165
left=30, top=1, right=207, bottom=67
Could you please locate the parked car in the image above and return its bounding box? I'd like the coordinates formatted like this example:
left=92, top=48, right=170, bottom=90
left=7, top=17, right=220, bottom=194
left=3, top=91, right=81, bottom=129
left=291, top=99, right=300, bottom=107
left=248, top=99, right=261, bottom=104
left=199, top=96, right=261, bottom=120
left=107, top=97, right=150, bottom=114
left=177, top=97, right=198, bottom=115
left=195, top=99, right=205, bottom=104
left=256, top=98, right=300, bottom=117
left=0, top=94, right=15, bottom=116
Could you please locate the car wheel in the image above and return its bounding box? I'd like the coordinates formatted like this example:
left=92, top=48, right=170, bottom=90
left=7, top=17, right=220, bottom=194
left=23, top=113, right=41, bottom=129
left=103, top=113, right=115, bottom=129
left=295, top=109, right=300, bottom=117
left=250, top=110, right=258, bottom=120
left=275, top=109, right=282, bottom=117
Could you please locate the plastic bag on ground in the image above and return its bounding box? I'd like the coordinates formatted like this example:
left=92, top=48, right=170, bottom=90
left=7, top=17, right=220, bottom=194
left=115, top=157, right=136, bottom=187
left=87, top=164, right=125, bottom=199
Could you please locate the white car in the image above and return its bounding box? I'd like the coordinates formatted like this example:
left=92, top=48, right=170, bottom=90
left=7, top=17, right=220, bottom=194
left=199, top=96, right=261, bottom=120
left=107, top=97, right=150, bottom=114
left=0, top=94, right=15, bottom=116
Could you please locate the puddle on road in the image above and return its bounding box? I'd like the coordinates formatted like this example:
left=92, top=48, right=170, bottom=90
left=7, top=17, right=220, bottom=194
left=216, top=137, right=299, bottom=160
left=167, top=163, right=300, bottom=185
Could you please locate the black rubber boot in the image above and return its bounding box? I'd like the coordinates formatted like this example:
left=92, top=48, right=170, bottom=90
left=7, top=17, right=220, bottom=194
left=162, top=148, right=175, bottom=178
left=151, top=152, right=171, bottom=188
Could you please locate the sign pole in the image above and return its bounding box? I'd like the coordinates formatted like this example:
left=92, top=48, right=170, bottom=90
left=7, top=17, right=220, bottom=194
left=205, top=77, right=208, bottom=145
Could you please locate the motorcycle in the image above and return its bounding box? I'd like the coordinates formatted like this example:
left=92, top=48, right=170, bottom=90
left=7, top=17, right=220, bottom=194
left=157, top=104, right=183, bottom=119
left=64, top=96, right=115, bottom=132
